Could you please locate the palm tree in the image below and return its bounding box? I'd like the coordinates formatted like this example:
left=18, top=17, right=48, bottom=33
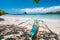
left=33, top=0, right=40, bottom=4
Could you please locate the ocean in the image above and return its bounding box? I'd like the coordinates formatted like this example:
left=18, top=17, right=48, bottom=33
left=7, top=14, right=60, bottom=20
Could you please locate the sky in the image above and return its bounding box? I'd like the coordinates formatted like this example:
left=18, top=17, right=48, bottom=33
left=0, top=0, right=60, bottom=14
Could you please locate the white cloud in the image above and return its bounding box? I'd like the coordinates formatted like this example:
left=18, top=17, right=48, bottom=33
left=7, top=6, right=60, bottom=14
left=43, top=6, right=60, bottom=13
left=20, top=6, right=60, bottom=13
left=21, top=8, right=44, bottom=13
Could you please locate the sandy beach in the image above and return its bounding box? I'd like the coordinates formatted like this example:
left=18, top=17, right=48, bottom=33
left=0, top=15, right=60, bottom=35
left=0, top=16, right=60, bottom=39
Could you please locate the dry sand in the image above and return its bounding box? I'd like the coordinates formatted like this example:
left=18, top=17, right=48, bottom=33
left=0, top=15, right=60, bottom=35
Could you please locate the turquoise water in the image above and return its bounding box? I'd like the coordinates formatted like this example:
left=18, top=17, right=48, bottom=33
left=8, top=14, right=60, bottom=19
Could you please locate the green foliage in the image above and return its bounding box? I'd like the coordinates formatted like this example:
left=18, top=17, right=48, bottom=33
left=33, top=0, right=40, bottom=4
left=0, top=10, right=5, bottom=16
left=46, top=11, right=60, bottom=14
left=46, top=12, right=53, bottom=14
